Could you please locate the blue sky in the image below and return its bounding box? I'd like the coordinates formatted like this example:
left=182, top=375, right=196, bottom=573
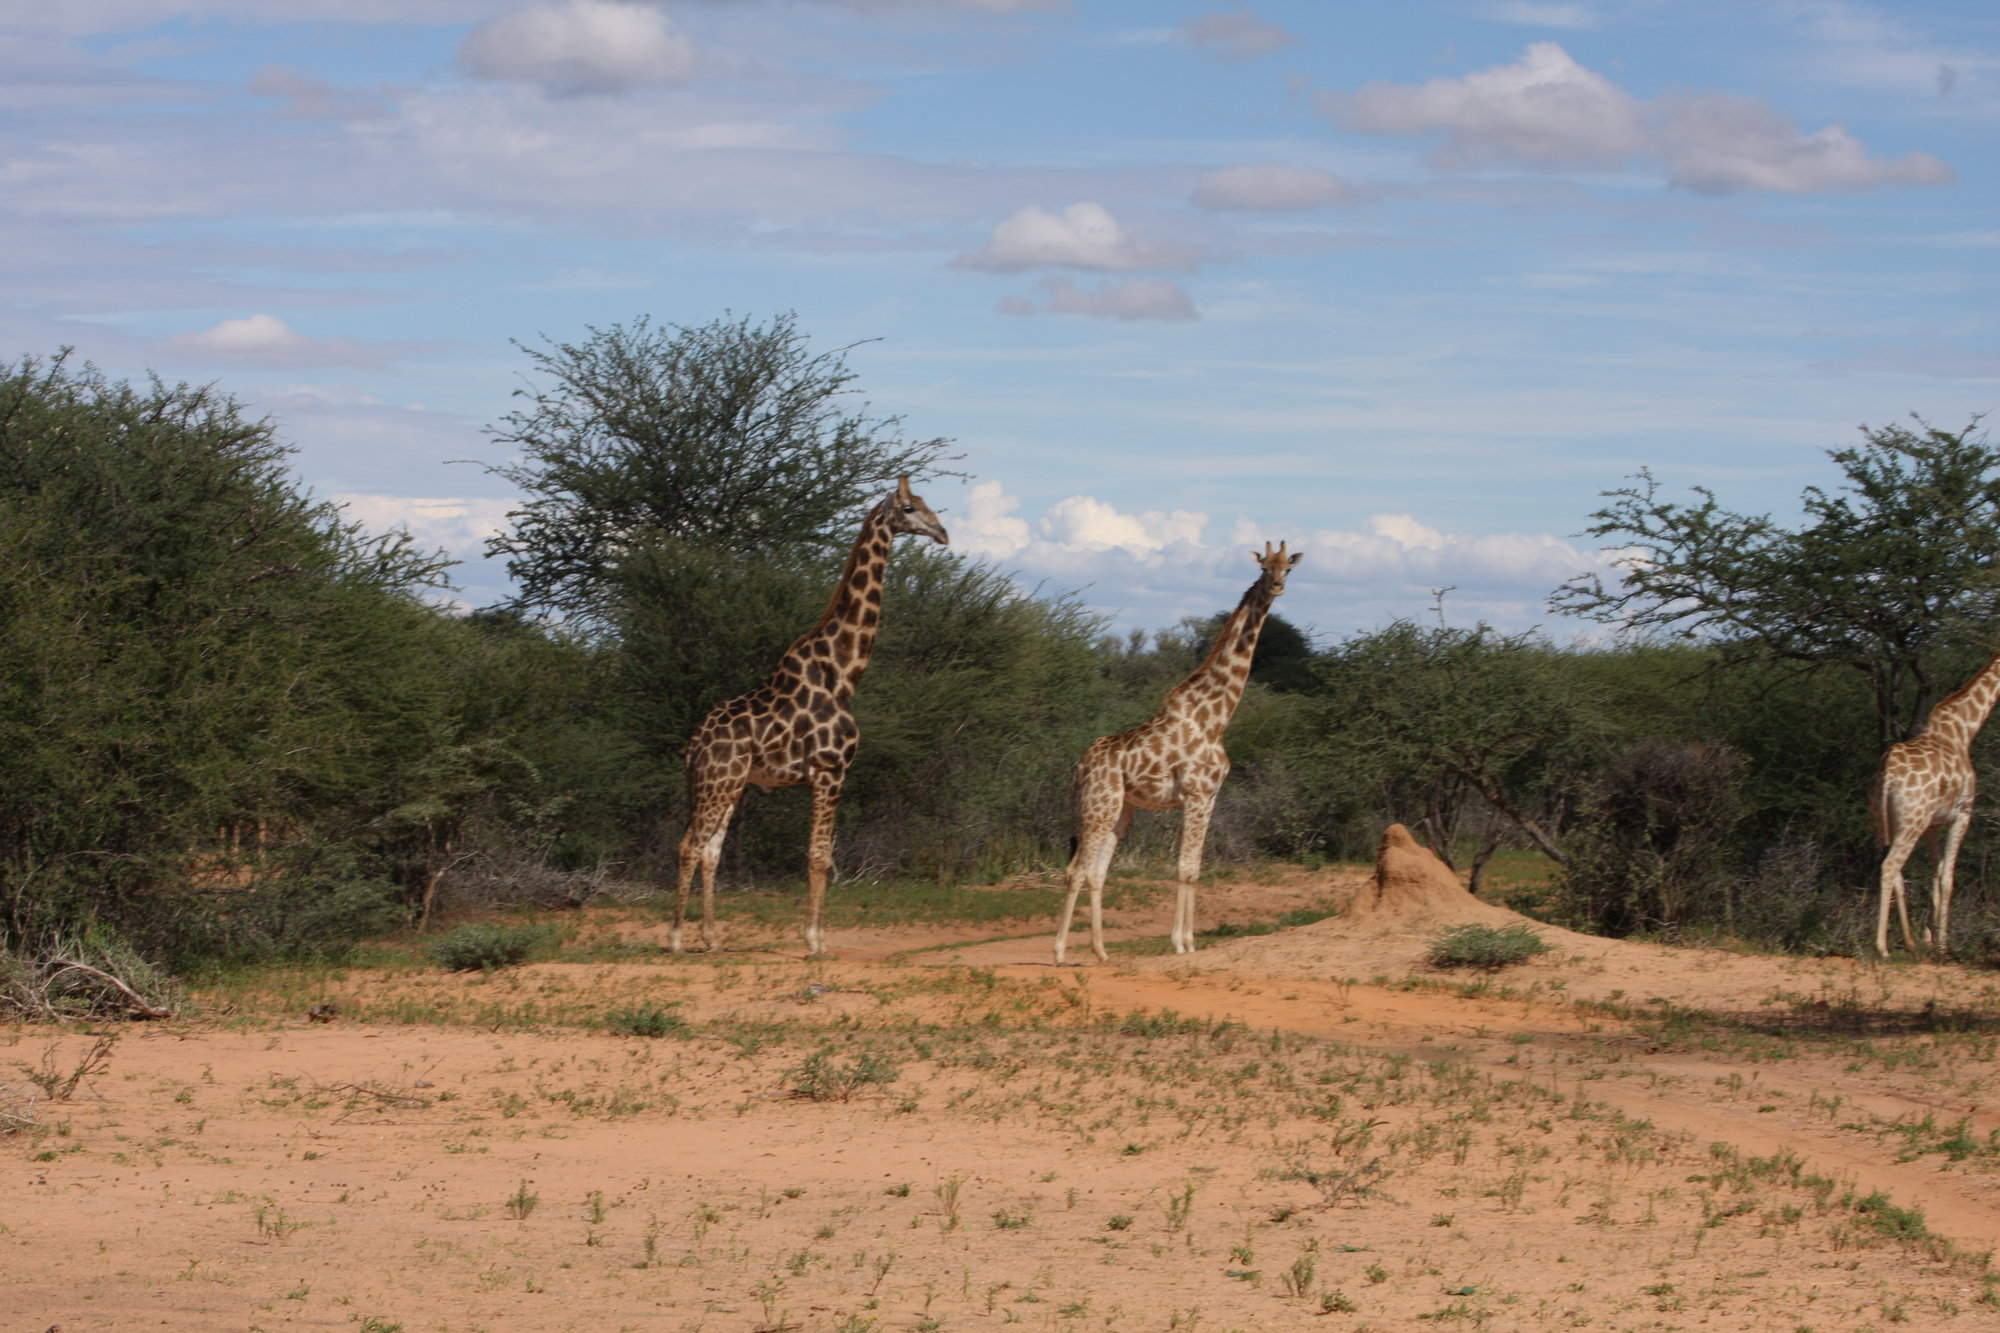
left=5, top=0, right=1996, bottom=640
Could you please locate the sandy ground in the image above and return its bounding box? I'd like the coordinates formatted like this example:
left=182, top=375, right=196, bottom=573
left=6, top=865, right=2000, bottom=1331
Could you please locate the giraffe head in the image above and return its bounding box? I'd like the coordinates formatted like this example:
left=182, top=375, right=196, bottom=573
left=884, top=475, right=950, bottom=545
left=1251, top=540, right=1303, bottom=596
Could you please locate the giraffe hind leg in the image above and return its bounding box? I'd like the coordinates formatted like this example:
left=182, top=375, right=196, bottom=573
left=675, top=781, right=742, bottom=954
left=1173, top=795, right=1216, bottom=954
left=803, top=770, right=843, bottom=958
left=1930, top=811, right=1971, bottom=958
left=1876, top=824, right=1924, bottom=959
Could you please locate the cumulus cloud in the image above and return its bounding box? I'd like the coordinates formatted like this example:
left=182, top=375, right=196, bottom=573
left=458, top=0, right=696, bottom=97
left=1324, top=41, right=1954, bottom=195
left=997, top=276, right=1198, bottom=321
left=164, top=314, right=393, bottom=369
left=1657, top=92, right=1955, bottom=194
left=1191, top=163, right=1355, bottom=211
left=955, top=202, right=1200, bottom=272
left=333, top=492, right=517, bottom=558
left=944, top=481, right=1608, bottom=634
left=1176, top=9, right=1296, bottom=61
left=1327, top=41, right=1646, bottom=170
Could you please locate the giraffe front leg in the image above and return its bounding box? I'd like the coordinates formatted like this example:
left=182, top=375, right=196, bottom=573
left=1174, top=794, right=1216, bottom=954
left=804, top=771, right=844, bottom=958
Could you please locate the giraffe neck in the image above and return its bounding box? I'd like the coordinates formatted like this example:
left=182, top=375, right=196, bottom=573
left=778, top=498, right=893, bottom=695
left=1922, top=650, right=2000, bottom=752
left=1164, top=575, right=1276, bottom=731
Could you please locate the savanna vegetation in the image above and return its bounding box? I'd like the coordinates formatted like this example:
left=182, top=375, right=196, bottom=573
left=2, top=318, right=1997, bottom=1000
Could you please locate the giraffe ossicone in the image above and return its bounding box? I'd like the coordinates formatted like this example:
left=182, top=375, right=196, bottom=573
left=1054, top=540, right=1303, bottom=965
left=1872, top=649, right=2000, bottom=959
left=672, top=476, right=948, bottom=958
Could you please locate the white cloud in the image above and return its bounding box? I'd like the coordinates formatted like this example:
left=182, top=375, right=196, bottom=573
left=997, top=276, right=1198, bottom=321
left=333, top=493, right=517, bottom=558
left=1043, top=495, right=1207, bottom=554
left=1325, top=40, right=1955, bottom=194
left=955, top=202, right=1199, bottom=272
left=1329, top=41, right=1645, bottom=170
left=164, top=314, right=394, bottom=369
left=1176, top=9, right=1295, bottom=61
left=1657, top=92, right=1955, bottom=194
left=458, top=0, right=696, bottom=97
left=943, top=482, right=1610, bottom=635
left=1191, top=163, right=1355, bottom=211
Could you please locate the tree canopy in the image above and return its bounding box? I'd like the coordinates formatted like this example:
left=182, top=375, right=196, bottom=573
left=1552, top=417, right=2000, bottom=745
left=484, top=312, right=958, bottom=625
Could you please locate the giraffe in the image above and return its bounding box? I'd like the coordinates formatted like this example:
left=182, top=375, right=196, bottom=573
left=673, top=476, right=948, bottom=957
left=1871, top=649, right=2000, bottom=958
left=1054, top=542, right=1303, bottom=965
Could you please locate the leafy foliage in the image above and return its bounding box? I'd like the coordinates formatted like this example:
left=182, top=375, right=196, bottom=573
left=1554, top=417, right=2000, bottom=745
left=604, top=1003, right=689, bottom=1038
left=426, top=922, right=557, bottom=972
left=1425, top=922, right=1552, bottom=970
left=484, top=311, right=957, bottom=624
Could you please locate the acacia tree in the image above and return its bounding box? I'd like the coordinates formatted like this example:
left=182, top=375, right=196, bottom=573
left=0, top=352, right=457, bottom=960
left=485, top=312, right=958, bottom=624
left=1553, top=418, right=2000, bottom=747
left=1309, top=618, right=1607, bottom=886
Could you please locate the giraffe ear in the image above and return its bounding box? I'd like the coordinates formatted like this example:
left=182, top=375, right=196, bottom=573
left=1288, top=551, right=1304, bottom=569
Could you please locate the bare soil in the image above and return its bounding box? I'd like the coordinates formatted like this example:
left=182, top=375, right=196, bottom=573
left=7, top=864, right=2000, bottom=1331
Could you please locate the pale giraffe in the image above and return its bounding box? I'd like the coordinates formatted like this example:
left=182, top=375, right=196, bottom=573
left=673, top=477, right=948, bottom=957
left=1054, top=542, right=1303, bottom=964
left=1872, top=649, right=2000, bottom=958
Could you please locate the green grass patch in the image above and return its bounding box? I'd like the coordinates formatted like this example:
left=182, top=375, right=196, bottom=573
left=1425, top=922, right=1551, bottom=971
left=603, top=1003, right=690, bottom=1038
left=426, top=923, right=561, bottom=972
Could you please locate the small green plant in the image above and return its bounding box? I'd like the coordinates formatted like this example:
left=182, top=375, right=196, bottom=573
left=18, top=1033, right=118, bottom=1102
left=427, top=923, right=555, bottom=972
left=1106, top=1214, right=1134, bottom=1231
left=604, top=1003, right=688, bottom=1038
left=505, top=1179, right=540, bottom=1221
left=1426, top=923, right=1551, bottom=971
left=1163, top=1181, right=1196, bottom=1233
left=992, top=1210, right=1030, bottom=1230
left=786, top=1047, right=900, bottom=1103
left=935, top=1176, right=964, bottom=1234
left=1321, top=1290, right=1358, bottom=1313
left=1281, top=1250, right=1317, bottom=1299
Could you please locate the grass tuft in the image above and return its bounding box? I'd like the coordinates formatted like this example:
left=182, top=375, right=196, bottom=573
left=1426, top=922, right=1551, bottom=971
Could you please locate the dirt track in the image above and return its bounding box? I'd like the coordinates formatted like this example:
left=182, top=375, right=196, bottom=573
left=7, top=867, right=2000, bottom=1330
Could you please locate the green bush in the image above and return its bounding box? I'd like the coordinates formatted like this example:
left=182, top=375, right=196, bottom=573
left=426, top=923, right=555, bottom=972
left=1426, top=923, right=1551, bottom=971
left=604, top=1003, right=688, bottom=1038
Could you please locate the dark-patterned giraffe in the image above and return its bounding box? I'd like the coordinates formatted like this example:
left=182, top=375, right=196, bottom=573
left=1872, top=650, right=2000, bottom=958
left=1054, top=542, right=1303, bottom=964
left=674, top=476, right=948, bottom=957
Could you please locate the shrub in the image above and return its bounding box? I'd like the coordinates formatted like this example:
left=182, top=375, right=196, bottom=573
left=426, top=923, right=555, bottom=972
left=1426, top=922, right=1551, bottom=971
left=604, top=1003, right=688, bottom=1038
